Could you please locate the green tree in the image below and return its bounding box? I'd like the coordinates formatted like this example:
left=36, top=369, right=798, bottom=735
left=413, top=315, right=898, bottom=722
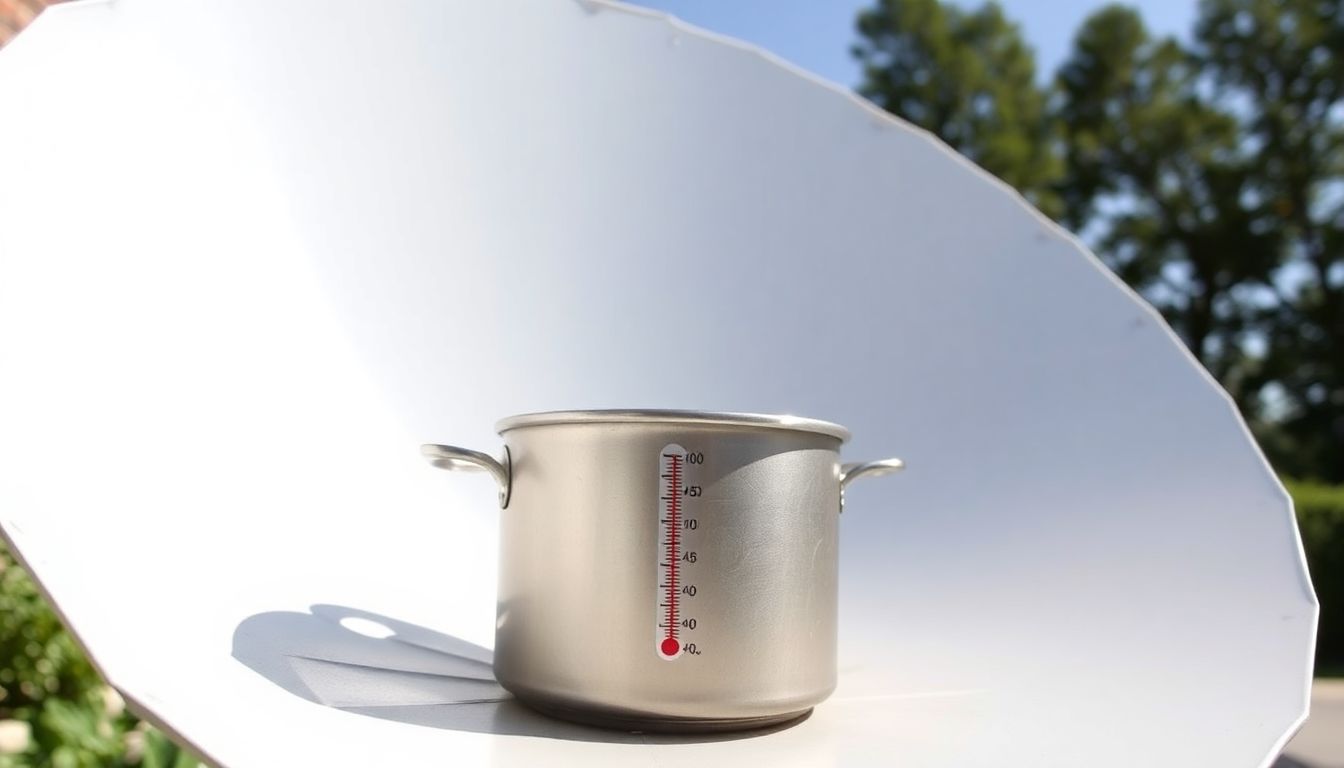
left=1194, top=0, right=1344, bottom=481
left=0, top=543, right=191, bottom=767
left=852, top=0, right=1063, bottom=217
left=1053, top=7, right=1281, bottom=399
left=853, top=0, right=1344, bottom=482
left=1287, top=480, right=1344, bottom=671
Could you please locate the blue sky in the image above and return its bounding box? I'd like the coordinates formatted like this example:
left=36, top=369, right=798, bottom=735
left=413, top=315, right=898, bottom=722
left=628, top=0, right=1198, bottom=89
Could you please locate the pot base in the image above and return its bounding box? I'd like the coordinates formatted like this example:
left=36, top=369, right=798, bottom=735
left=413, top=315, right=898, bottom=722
left=518, top=697, right=812, bottom=734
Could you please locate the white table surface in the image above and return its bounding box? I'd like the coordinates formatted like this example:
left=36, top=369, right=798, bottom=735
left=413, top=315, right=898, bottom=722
left=0, top=1, right=1316, bottom=766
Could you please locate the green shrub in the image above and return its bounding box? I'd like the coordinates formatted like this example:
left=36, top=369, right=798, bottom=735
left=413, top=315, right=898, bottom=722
left=0, top=542, right=193, bottom=767
left=1286, top=480, right=1344, bottom=675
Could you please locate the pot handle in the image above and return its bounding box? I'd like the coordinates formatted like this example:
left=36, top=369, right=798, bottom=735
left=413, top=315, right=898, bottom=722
left=839, top=458, right=904, bottom=513
left=420, top=444, right=512, bottom=508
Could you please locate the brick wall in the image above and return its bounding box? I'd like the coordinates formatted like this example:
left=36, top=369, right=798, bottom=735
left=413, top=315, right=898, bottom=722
left=1, top=0, right=64, bottom=48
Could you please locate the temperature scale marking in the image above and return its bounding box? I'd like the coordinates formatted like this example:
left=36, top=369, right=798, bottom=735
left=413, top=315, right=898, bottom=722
left=657, top=444, right=692, bottom=660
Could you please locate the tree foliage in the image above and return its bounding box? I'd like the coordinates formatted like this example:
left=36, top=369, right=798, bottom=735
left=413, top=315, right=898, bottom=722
left=1055, top=7, right=1281, bottom=402
left=1194, top=0, right=1344, bottom=480
left=1287, top=479, right=1344, bottom=671
left=854, top=0, right=1344, bottom=482
left=853, top=0, right=1063, bottom=217
left=0, top=543, right=191, bottom=767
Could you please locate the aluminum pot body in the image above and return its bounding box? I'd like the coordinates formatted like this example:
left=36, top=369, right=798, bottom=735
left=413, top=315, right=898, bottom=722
left=422, top=411, right=901, bottom=731
left=499, top=419, right=838, bottom=727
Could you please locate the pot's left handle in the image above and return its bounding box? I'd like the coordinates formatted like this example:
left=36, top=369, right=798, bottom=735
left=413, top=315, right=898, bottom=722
left=420, top=444, right=512, bottom=509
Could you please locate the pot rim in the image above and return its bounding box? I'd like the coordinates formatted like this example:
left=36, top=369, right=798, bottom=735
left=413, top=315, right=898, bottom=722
left=495, top=409, right=851, bottom=442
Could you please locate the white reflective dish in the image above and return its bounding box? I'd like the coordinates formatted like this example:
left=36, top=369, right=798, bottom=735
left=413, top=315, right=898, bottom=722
left=0, top=1, right=1315, bottom=766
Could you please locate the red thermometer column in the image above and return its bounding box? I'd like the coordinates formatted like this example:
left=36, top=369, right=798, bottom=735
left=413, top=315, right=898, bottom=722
left=657, top=444, right=700, bottom=660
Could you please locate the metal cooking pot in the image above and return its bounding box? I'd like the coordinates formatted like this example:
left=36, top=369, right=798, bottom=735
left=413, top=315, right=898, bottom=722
left=421, top=409, right=902, bottom=731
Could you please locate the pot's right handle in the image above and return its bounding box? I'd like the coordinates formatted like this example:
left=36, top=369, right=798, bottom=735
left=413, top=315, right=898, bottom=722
left=839, top=457, right=904, bottom=513
left=421, top=443, right=512, bottom=508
